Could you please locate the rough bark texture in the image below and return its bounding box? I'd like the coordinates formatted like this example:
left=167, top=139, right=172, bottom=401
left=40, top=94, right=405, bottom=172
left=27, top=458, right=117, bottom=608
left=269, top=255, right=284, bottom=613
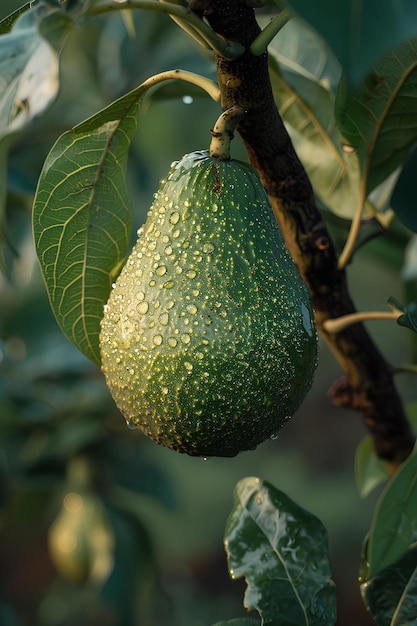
left=190, top=0, right=415, bottom=470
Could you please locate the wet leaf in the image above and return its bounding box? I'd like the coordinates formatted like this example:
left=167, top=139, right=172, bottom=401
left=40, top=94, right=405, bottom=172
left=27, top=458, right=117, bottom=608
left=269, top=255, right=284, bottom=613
left=361, top=544, right=417, bottom=626
left=225, top=477, right=336, bottom=626
left=336, top=38, right=417, bottom=196
left=365, top=446, right=417, bottom=579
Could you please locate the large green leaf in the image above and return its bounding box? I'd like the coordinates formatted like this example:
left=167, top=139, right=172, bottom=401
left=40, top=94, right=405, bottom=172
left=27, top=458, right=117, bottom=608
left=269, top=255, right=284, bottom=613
left=285, top=0, right=417, bottom=89
left=225, top=477, right=336, bottom=626
left=267, top=19, right=366, bottom=219
left=365, top=447, right=417, bottom=579
left=0, top=3, right=62, bottom=268
left=336, top=38, right=417, bottom=196
left=32, top=89, right=139, bottom=365
left=361, top=544, right=417, bottom=626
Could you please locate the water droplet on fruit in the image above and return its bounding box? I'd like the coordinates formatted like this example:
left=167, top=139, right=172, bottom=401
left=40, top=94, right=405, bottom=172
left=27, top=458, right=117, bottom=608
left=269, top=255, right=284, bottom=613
left=186, top=304, right=197, bottom=315
left=169, top=211, right=180, bottom=225
left=153, top=335, right=163, bottom=346
left=159, top=312, right=169, bottom=325
left=137, top=301, right=149, bottom=314
left=125, top=418, right=136, bottom=430
left=155, top=264, right=167, bottom=276
left=270, top=432, right=278, bottom=440
left=186, top=269, right=197, bottom=279
left=168, top=337, right=178, bottom=347
left=180, top=334, right=191, bottom=345
left=202, top=242, right=215, bottom=254
left=163, top=280, right=175, bottom=289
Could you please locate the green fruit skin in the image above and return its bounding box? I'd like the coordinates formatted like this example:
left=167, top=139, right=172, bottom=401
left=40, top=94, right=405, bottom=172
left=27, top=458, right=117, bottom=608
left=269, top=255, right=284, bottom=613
left=100, top=151, right=318, bottom=457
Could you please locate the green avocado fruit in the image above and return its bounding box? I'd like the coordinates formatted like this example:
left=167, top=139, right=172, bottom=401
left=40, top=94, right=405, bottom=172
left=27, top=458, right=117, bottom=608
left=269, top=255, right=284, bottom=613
left=99, top=151, right=318, bottom=457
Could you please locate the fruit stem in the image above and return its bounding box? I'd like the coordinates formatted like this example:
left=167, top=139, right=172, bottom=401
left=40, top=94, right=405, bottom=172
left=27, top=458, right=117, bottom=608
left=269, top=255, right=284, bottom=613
left=209, top=106, right=247, bottom=160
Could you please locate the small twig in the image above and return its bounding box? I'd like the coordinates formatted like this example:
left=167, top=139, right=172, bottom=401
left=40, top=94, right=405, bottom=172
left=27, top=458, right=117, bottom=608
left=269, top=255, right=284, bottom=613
left=89, top=0, right=246, bottom=59
left=323, top=310, right=401, bottom=334
left=250, top=9, right=291, bottom=56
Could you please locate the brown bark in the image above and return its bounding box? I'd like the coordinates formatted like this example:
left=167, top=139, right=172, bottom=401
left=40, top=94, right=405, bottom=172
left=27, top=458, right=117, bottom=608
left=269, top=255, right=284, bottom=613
left=190, top=0, right=415, bottom=470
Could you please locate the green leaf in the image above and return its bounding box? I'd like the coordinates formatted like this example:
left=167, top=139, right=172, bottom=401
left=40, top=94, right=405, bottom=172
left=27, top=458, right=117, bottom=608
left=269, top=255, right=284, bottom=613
left=388, top=296, right=417, bottom=334
left=361, top=544, right=417, bottom=626
left=225, top=477, right=336, bottom=626
left=32, top=88, right=144, bottom=365
left=365, top=446, right=417, bottom=578
left=0, top=3, right=61, bottom=269
left=355, top=436, right=390, bottom=498
left=285, top=0, right=417, bottom=90
left=336, top=38, right=417, bottom=196
left=391, top=147, right=417, bottom=232
left=267, top=19, right=367, bottom=220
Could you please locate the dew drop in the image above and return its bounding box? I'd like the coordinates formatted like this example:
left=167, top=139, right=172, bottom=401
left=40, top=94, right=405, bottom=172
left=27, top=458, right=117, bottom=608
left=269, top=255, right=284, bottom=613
left=137, top=301, right=149, bottom=315
left=186, top=269, right=197, bottom=279
left=169, top=211, right=180, bottom=225
left=155, top=264, right=167, bottom=277
left=159, top=312, right=169, bottom=325
left=270, top=432, right=278, bottom=440
left=168, top=337, right=178, bottom=347
left=186, top=304, right=198, bottom=315
left=172, top=229, right=180, bottom=239
left=184, top=361, right=193, bottom=371
left=125, top=418, right=136, bottom=430
left=163, top=280, right=175, bottom=289
left=225, top=373, right=232, bottom=381
left=164, top=245, right=173, bottom=255
left=137, top=291, right=145, bottom=301
left=202, top=242, right=215, bottom=254
left=153, top=335, right=163, bottom=346
left=180, top=333, right=191, bottom=345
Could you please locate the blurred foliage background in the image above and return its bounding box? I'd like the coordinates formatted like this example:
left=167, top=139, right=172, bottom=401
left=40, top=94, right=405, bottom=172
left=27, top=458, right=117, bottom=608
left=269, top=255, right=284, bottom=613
left=0, top=1, right=416, bottom=625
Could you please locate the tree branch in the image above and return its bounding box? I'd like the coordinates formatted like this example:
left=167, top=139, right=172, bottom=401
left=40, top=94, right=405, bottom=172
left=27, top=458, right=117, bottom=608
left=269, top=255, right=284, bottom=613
left=191, top=0, right=415, bottom=470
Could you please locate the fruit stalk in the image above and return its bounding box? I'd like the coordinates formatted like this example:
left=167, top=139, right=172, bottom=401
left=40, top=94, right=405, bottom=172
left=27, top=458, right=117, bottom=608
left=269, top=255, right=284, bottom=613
left=190, top=0, right=415, bottom=470
left=209, top=106, right=247, bottom=160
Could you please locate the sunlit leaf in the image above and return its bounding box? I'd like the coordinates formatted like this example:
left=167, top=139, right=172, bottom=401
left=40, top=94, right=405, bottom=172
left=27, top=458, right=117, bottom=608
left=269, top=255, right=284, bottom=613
left=32, top=88, right=142, bottom=365
left=225, top=477, right=336, bottom=626
left=336, top=39, right=417, bottom=196
left=365, top=446, right=417, bottom=578
left=0, top=3, right=66, bottom=269
left=267, top=20, right=363, bottom=219
left=361, top=544, right=417, bottom=626
left=355, top=436, right=390, bottom=498
left=285, top=0, right=417, bottom=89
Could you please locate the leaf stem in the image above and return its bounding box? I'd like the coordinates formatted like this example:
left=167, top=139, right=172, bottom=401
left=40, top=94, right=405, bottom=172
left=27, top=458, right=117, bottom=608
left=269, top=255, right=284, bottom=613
left=323, top=310, right=401, bottom=334
left=250, top=9, right=291, bottom=56
left=338, top=170, right=367, bottom=269
left=88, top=0, right=245, bottom=59
left=209, top=106, right=247, bottom=160
left=141, top=68, right=221, bottom=101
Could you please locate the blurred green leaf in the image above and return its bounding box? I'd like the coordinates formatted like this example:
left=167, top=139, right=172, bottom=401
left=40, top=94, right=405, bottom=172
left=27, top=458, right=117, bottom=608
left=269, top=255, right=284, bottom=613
left=32, top=87, right=145, bottom=365
left=336, top=38, right=417, bottom=196
left=0, top=3, right=61, bottom=268
left=212, top=617, right=259, bottom=626
left=225, top=477, right=336, bottom=626
left=355, top=436, right=390, bottom=498
left=267, top=19, right=372, bottom=220
left=391, top=146, right=417, bottom=232
left=365, top=446, right=417, bottom=579
left=361, top=543, right=417, bottom=626
left=285, top=0, right=417, bottom=90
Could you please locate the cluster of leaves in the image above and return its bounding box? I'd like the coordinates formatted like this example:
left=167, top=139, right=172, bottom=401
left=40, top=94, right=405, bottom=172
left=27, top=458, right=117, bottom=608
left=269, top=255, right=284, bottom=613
left=1, top=1, right=417, bottom=625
